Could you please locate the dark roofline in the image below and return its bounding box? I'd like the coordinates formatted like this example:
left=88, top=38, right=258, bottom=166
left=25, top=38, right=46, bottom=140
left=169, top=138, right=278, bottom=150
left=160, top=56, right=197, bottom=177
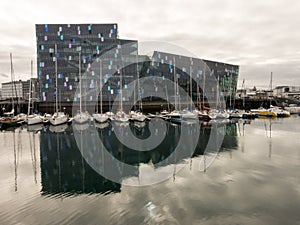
left=152, top=50, right=239, bottom=67
left=35, top=23, right=118, bottom=26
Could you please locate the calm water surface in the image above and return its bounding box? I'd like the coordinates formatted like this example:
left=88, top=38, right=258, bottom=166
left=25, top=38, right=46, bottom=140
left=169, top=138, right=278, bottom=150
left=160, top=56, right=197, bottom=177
left=0, top=116, right=299, bottom=225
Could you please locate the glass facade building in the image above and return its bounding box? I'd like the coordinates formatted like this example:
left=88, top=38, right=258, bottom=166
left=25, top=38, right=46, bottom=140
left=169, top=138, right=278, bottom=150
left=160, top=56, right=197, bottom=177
left=147, top=51, right=239, bottom=106
left=36, top=24, right=239, bottom=110
left=36, top=24, right=138, bottom=103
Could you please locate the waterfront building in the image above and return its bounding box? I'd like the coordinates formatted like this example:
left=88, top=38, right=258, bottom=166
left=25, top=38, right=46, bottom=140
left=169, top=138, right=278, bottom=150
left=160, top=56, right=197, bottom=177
left=1, top=80, right=23, bottom=99
left=146, top=51, right=239, bottom=107
left=36, top=24, right=138, bottom=105
left=1, top=79, right=39, bottom=100
left=36, top=24, right=239, bottom=113
left=273, top=86, right=300, bottom=100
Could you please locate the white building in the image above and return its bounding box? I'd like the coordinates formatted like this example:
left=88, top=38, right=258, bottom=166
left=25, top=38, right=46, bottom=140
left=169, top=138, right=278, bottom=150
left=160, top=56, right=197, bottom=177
left=273, top=86, right=300, bottom=100
left=1, top=79, right=39, bottom=100
left=1, top=80, right=23, bottom=99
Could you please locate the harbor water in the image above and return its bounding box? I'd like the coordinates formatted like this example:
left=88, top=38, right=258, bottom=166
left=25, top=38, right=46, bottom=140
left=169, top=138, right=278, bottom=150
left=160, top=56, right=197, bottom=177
left=0, top=116, right=299, bottom=225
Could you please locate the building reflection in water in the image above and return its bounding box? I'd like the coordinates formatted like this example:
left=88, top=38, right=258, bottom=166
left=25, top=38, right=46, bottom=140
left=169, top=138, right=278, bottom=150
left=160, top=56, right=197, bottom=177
left=40, top=120, right=239, bottom=195
left=40, top=125, right=121, bottom=195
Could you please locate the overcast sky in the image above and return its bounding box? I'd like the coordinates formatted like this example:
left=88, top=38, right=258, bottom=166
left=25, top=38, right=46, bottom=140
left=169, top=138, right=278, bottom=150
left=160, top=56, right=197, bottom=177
left=0, top=0, right=299, bottom=88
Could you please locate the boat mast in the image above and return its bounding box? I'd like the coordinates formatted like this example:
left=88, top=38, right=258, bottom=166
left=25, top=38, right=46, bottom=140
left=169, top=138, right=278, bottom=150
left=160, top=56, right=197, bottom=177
left=165, top=81, right=170, bottom=112
left=242, top=79, right=245, bottom=110
left=189, top=58, right=193, bottom=111
left=27, top=60, right=33, bottom=116
left=108, top=77, right=111, bottom=112
left=197, top=75, right=201, bottom=110
left=133, top=51, right=137, bottom=111
left=217, top=75, right=220, bottom=109
left=10, top=53, right=15, bottom=116
left=55, top=44, right=58, bottom=114
left=232, top=69, right=237, bottom=109
left=229, top=72, right=232, bottom=109
left=173, top=57, right=177, bottom=111
left=136, top=48, right=142, bottom=111
left=270, top=72, right=273, bottom=108
left=120, top=65, right=123, bottom=112
left=79, top=52, right=82, bottom=113
left=100, top=59, right=103, bottom=114
left=202, top=64, right=206, bottom=110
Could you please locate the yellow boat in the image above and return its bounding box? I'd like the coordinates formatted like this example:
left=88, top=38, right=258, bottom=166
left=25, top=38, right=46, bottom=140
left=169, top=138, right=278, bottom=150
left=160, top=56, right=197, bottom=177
left=251, top=108, right=277, bottom=118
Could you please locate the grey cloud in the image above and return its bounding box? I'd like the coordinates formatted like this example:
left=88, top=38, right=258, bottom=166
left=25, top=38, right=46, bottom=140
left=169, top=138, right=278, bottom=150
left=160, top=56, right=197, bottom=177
left=0, top=0, right=299, bottom=87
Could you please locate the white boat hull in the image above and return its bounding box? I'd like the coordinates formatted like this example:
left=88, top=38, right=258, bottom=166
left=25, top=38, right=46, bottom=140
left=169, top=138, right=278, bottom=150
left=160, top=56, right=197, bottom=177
left=73, top=112, right=90, bottom=124
left=50, top=113, right=68, bottom=126
left=27, top=115, right=44, bottom=125
left=130, top=112, right=147, bottom=122
left=115, top=111, right=129, bottom=122
left=93, top=113, right=109, bottom=123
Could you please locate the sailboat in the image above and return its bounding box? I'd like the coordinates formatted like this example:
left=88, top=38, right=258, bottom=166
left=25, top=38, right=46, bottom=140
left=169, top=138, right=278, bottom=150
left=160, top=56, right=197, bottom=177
left=192, top=63, right=211, bottom=121
left=181, top=58, right=198, bottom=121
left=234, top=79, right=256, bottom=119
left=228, top=74, right=243, bottom=119
left=27, top=60, right=44, bottom=125
left=166, top=57, right=182, bottom=124
left=129, top=55, right=147, bottom=123
left=49, top=44, right=69, bottom=126
left=250, top=73, right=278, bottom=118
left=208, top=75, right=229, bottom=120
left=1, top=53, right=22, bottom=129
left=267, top=74, right=290, bottom=117
left=73, top=52, right=91, bottom=124
left=93, top=59, right=109, bottom=123
left=104, top=73, right=115, bottom=120
left=114, top=63, right=129, bottom=123
left=156, top=77, right=170, bottom=120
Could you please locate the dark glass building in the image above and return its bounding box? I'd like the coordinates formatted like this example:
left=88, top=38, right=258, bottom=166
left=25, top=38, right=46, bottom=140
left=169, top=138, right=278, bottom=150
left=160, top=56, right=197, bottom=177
left=147, top=51, right=239, bottom=107
left=36, top=24, right=138, bottom=103
left=36, top=24, right=239, bottom=111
